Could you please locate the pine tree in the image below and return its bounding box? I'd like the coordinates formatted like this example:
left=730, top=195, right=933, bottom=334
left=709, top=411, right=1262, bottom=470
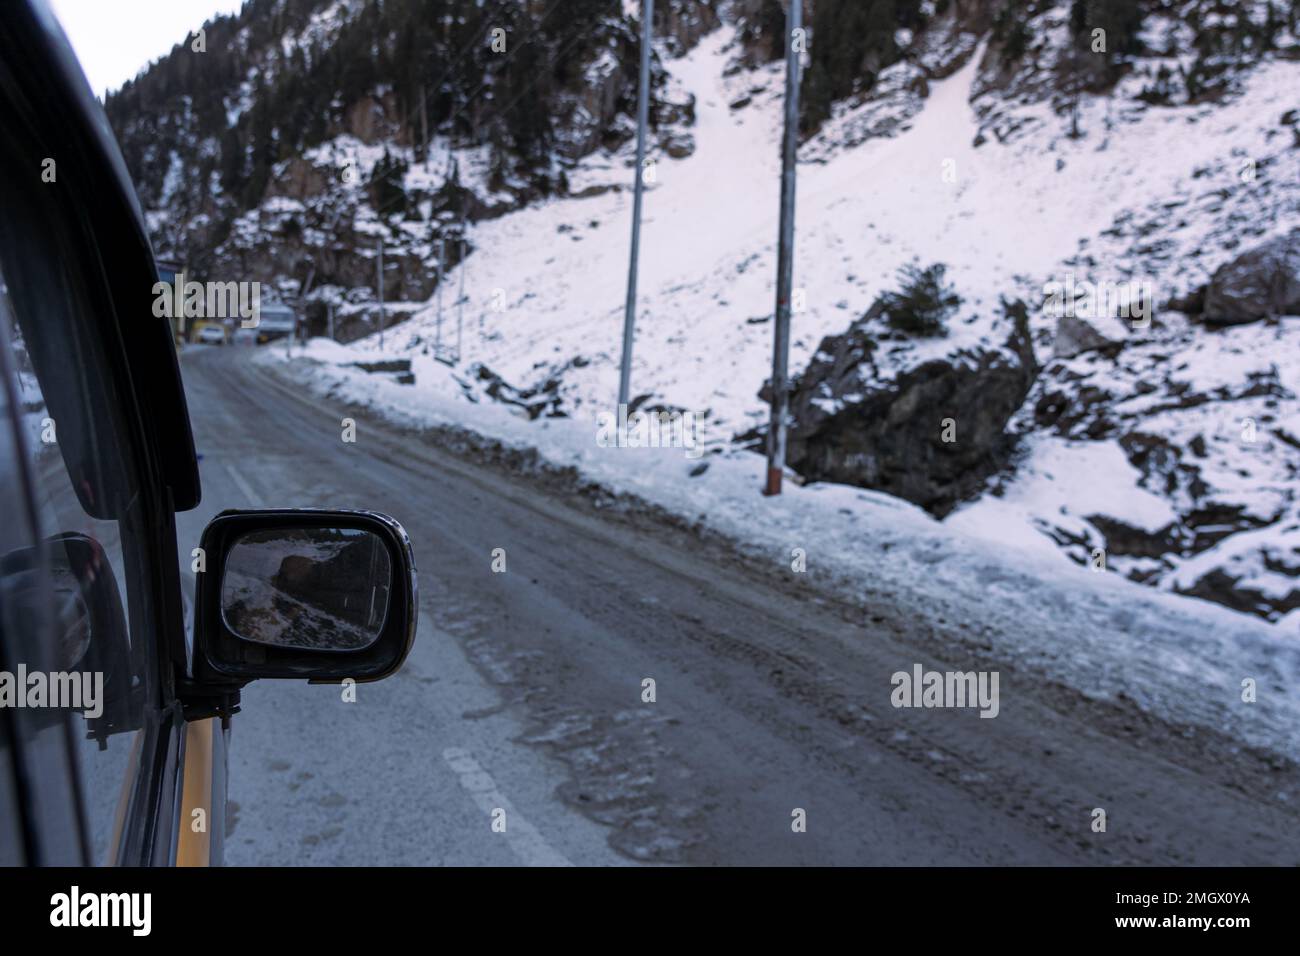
left=1069, top=0, right=1146, bottom=89
left=801, top=0, right=926, bottom=132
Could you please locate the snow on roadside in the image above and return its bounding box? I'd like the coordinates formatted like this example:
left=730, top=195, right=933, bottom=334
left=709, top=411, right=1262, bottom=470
left=948, top=435, right=1180, bottom=553
left=257, top=338, right=1300, bottom=766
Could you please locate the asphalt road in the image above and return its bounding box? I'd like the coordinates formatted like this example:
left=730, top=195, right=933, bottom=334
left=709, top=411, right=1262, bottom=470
left=175, top=346, right=1300, bottom=865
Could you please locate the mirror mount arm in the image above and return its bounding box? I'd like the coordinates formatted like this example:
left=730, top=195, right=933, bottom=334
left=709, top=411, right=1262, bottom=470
left=176, top=671, right=243, bottom=722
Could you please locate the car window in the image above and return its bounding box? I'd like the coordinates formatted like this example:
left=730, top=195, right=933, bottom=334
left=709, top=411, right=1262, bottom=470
left=0, top=272, right=88, bottom=865
left=0, top=247, right=156, bottom=865
left=0, top=296, right=44, bottom=865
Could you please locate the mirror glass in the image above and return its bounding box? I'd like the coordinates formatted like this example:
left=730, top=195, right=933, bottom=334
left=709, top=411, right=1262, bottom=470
left=221, top=527, right=392, bottom=651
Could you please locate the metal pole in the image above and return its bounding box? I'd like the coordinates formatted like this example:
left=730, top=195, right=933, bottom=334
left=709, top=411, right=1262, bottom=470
left=456, top=233, right=466, bottom=363
left=435, top=235, right=445, bottom=356
left=420, top=83, right=429, bottom=170
left=765, top=0, right=801, bottom=497
left=328, top=302, right=335, bottom=342
left=618, top=0, right=653, bottom=409
left=377, top=238, right=385, bottom=349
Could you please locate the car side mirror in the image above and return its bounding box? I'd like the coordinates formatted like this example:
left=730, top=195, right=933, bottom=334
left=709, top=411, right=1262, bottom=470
left=183, top=509, right=417, bottom=720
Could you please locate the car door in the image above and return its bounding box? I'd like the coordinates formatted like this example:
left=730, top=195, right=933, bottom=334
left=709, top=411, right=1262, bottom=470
left=0, top=0, right=206, bottom=866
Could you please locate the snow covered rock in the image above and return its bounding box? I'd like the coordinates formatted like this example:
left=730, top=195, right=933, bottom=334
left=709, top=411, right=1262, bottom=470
left=1171, top=515, right=1300, bottom=620
left=1202, top=229, right=1300, bottom=325
left=781, top=300, right=1038, bottom=517
left=1003, top=314, right=1300, bottom=621
left=1051, top=312, right=1128, bottom=359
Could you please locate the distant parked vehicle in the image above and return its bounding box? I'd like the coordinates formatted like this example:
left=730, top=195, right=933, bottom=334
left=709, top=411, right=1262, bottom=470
left=256, top=301, right=295, bottom=343
left=232, top=327, right=258, bottom=346
left=196, top=323, right=228, bottom=345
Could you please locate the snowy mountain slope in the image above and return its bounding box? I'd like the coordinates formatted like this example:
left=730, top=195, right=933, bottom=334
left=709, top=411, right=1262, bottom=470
left=371, top=13, right=1296, bottom=429
left=110, top=0, right=708, bottom=304
left=310, top=12, right=1300, bottom=624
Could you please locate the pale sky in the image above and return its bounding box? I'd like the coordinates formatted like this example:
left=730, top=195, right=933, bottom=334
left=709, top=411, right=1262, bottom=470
left=49, top=0, right=247, bottom=98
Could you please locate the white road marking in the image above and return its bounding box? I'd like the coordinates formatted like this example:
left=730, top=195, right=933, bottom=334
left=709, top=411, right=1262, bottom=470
left=225, top=461, right=265, bottom=508
left=442, top=747, right=573, bottom=867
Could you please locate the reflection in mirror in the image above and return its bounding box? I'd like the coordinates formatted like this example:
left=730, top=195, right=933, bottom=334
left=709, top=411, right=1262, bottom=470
left=221, top=527, right=391, bottom=651
left=50, top=566, right=91, bottom=670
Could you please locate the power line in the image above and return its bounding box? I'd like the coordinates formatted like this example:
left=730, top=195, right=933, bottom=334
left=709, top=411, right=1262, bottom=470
left=372, top=0, right=575, bottom=214
left=435, top=0, right=572, bottom=140
left=425, top=0, right=513, bottom=96
left=364, top=0, right=619, bottom=353
left=469, top=26, right=589, bottom=127
left=417, top=0, right=523, bottom=155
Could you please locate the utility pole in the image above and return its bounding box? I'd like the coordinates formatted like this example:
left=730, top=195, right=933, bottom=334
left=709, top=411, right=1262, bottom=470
left=420, top=82, right=429, bottom=170
left=456, top=224, right=466, bottom=363
left=445, top=89, right=461, bottom=180
left=765, top=0, right=802, bottom=497
left=377, top=237, right=385, bottom=349
left=618, top=0, right=653, bottom=409
left=435, top=234, right=445, bottom=356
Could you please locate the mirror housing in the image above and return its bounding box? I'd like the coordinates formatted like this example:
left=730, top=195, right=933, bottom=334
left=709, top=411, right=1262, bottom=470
left=182, top=509, right=417, bottom=721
